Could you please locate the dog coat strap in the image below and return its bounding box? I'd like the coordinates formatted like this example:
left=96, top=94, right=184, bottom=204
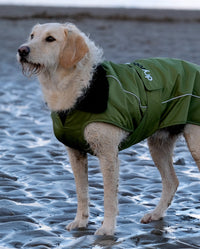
left=120, top=90, right=162, bottom=149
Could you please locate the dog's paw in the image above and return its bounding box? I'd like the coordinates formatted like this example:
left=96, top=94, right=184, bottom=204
left=95, top=225, right=115, bottom=236
left=66, top=219, right=88, bottom=231
left=140, top=212, right=163, bottom=224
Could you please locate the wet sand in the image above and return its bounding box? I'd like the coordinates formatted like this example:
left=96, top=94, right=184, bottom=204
left=0, top=5, right=200, bottom=248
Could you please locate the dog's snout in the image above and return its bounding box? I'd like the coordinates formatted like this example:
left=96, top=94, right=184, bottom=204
left=18, top=46, right=30, bottom=57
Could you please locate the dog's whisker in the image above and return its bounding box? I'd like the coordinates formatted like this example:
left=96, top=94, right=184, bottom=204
left=21, top=61, right=43, bottom=77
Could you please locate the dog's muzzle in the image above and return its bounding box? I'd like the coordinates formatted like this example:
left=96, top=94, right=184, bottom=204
left=17, top=45, right=43, bottom=76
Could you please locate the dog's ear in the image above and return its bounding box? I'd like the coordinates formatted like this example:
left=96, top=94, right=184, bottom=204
left=60, top=30, right=89, bottom=69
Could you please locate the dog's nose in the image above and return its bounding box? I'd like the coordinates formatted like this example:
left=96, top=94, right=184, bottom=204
left=18, top=46, right=30, bottom=57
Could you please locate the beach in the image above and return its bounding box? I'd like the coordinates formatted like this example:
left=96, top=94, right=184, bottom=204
left=0, top=5, right=200, bottom=248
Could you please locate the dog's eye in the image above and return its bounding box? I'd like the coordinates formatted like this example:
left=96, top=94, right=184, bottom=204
left=45, top=36, right=56, bottom=42
left=30, top=34, right=34, bottom=39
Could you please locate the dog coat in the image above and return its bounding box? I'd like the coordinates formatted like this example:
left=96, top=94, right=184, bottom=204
left=51, top=58, right=200, bottom=154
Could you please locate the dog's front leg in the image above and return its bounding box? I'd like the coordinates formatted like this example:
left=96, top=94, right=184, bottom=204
left=95, top=154, right=119, bottom=236
left=84, top=122, right=126, bottom=235
left=66, top=147, right=89, bottom=231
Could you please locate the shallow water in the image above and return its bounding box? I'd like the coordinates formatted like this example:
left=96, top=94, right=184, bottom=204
left=0, top=13, right=200, bottom=248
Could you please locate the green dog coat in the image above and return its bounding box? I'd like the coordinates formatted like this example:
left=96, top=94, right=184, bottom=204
left=51, top=58, right=200, bottom=154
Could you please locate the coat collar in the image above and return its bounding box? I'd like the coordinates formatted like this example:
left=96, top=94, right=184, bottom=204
left=58, top=64, right=109, bottom=125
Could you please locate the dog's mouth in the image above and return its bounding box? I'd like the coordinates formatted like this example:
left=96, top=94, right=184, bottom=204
left=19, top=58, right=43, bottom=77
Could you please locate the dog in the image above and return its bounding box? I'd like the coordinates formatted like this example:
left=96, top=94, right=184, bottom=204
left=17, top=22, right=200, bottom=236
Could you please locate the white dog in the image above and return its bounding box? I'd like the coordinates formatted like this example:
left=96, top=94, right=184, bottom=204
left=17, top=22, right=200, bottom=235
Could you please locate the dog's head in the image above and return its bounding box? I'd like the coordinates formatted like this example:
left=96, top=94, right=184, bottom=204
left=17, top=23, right=89, bottom=76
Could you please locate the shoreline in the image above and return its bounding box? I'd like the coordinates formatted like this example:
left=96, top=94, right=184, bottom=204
left=1, top=5, right=200, bottom=22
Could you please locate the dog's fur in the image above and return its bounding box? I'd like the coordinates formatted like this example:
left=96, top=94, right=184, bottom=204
left=17, top=23, right=200, bottom=235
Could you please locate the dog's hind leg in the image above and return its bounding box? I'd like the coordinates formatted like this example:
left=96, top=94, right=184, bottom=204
left=141, top=130, right=179, bottom=223
left=66, top=147, right=89, bottom=231
left=184, top=124, right=200, bottom=170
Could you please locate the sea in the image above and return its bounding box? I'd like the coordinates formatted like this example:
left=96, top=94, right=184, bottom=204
left=0, top=0, right=200, bottom=10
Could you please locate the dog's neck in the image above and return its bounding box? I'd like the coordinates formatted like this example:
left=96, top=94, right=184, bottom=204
left=38, top=61, right=96, bottom=111
left=38, top=67, right=87, bottom=111
left=38, top=44, right=103, bottom=112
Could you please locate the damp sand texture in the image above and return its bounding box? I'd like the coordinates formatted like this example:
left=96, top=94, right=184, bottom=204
left=0, top=5, right=200, bottom=248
